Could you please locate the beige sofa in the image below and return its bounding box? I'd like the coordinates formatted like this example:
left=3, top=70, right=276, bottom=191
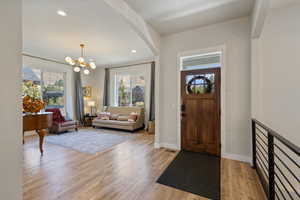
left=92, top=106, right=144, bottom=131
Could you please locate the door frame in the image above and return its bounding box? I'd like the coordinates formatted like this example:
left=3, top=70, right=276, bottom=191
left=177, top=45, right=226, bottom=156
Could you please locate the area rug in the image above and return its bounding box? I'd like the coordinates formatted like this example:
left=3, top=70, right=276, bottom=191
left=45, top=129, right=132, bottom=155
left=157, top=151, right=220, bottom=200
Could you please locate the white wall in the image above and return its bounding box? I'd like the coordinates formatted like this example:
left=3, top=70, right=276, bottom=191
left=251, top=3, right=300, bottom=144
left=81, top=67, right=105, bottom=114
left=23, top=56, right=75, bottom=119
left=159, top=17, right=252, bottom=161
left=0, top=0, right=22, bottom=199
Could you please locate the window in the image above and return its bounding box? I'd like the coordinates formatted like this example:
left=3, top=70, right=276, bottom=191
left=22, top=67, right=66, bottom=113
left=181, top=52, right=221, bottom=71
left=111, top=70, right=146, bottom=107
left=109, top=64, right=152, bottom=126
left=42, top=71, right=65, bottom=111
left=22, top=68, right=42, bottom=99
left=186, top=73, right=215, bottom=95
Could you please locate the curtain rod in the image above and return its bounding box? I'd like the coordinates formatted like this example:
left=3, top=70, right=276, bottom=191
left=107, top=61, right=154, bottom=69
left=22, top=53, right=70, bottom=66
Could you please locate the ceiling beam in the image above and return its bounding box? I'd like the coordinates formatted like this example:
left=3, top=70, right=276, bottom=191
left=103, top=0, right=160, bottom=55
left=252, top=0, right=270, bottom=39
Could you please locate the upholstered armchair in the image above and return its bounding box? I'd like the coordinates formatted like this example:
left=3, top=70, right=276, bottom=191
left=45, top=108, right=78, bottom=134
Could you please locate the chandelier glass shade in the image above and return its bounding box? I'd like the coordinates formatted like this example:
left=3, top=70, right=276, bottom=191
left=65, top=44, right=96, bottom=75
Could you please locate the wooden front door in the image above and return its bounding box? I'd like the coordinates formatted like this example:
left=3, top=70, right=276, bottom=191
left=181, top=68, right=221, bottom=156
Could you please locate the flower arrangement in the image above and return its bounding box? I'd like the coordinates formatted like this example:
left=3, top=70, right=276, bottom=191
left=22, top=81, right=45, bottom=113
left=23, top=96, right=45, bottom=113
left=22, top=81, right=42, bottom=99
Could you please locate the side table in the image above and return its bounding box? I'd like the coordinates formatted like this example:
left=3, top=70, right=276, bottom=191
left=84, top=115, right=97, bottom=127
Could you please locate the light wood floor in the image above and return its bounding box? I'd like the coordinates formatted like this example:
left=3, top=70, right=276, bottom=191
left=23, top=130, right=266, bottom=200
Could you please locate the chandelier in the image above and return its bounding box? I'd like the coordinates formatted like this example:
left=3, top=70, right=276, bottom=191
left=65, top=44, right=96, bottom=75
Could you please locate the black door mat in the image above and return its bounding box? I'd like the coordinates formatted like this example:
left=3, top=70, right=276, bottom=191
left=157, top=151, right=220, bottom=200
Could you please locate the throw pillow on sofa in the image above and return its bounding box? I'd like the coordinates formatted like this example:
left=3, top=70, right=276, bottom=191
left=98, top=112, right=110, bottom=120
left=128, top=112, right=138, bottom=122
left=117, top=115, right=129, bottom=121
left=110, top=114, right=119, bottom=120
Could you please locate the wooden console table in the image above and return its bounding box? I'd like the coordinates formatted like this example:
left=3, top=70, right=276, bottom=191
left=23, top=112, right=53, bottom=155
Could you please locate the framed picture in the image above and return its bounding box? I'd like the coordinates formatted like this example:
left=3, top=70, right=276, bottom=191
left=83, top=86, right=92, bottom=97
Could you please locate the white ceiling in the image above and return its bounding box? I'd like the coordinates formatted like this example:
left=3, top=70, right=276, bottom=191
left=23, top=0, right=153, bottom=66
left=125, top=0, right=254, bottom=35
left=23, top=0, right=256, bottom=65
left=270, top=0, right=298, bottom=9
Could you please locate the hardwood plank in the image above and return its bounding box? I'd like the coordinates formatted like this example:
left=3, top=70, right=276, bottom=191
left=23, top=130, right=266, bottom=200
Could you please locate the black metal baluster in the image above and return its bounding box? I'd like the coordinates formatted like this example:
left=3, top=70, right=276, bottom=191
left=252, top=119, right=300, bottom=200
left=268, top=133, right=275, bottom=200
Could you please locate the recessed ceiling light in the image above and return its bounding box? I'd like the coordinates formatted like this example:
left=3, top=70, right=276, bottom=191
left=131, top=49, right=137, bottom=53
left=57, top=10, right=67, bottom=17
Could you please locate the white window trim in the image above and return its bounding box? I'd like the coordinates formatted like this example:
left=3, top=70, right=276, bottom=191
left=23, top=55, right=75, bottom=119
left=111, top=69, right=145, bottom=107
left=23, top=67, right=68, bottom=115
left=41, top=70, right=67, bottom=113
left=109, top=64, right=151, bottom=126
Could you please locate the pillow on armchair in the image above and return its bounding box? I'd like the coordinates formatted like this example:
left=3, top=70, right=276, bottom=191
left=45, top=108, right=78, bottom=133
left=45, top=108, right=66, bottom=124
left=65, top=112, right=73, bottom=121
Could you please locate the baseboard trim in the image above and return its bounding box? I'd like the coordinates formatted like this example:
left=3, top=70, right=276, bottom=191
left=154, top=142, right=160, bottom=149
left=154, top=143, right=180, bottom=151
left=222, top=153, right=251, bottom=163
left=154, top=143, right=251, bottom=163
